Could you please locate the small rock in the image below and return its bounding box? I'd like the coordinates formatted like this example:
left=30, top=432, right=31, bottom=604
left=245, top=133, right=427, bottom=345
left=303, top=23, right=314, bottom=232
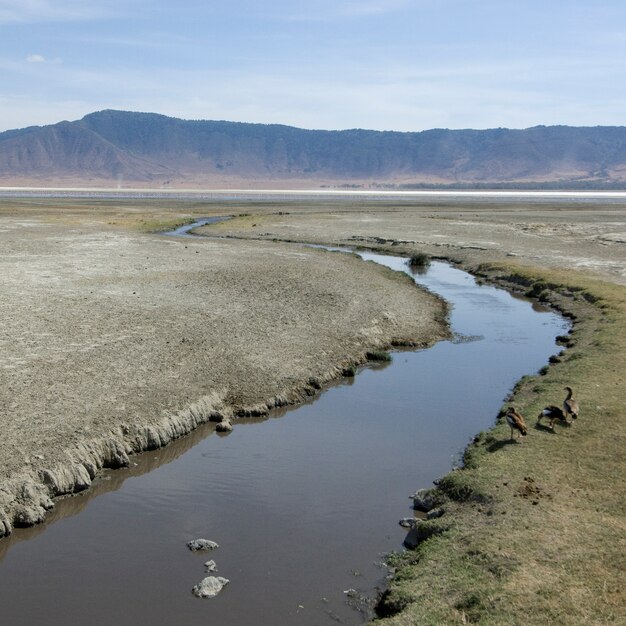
left=191, top=576, right=229, bottom=598
left=411, top=488, right=438, bottom=512
left=204, top=560, right=217, bottom=572
left=426, top=507, right=445, bottom=520
left=187, top=538, right=219, bottom=551
left=215, top=420, right=233, bottom=433
left=399, top=517, right=417, bottom=529
left=403, top=519, right=450, bottom=549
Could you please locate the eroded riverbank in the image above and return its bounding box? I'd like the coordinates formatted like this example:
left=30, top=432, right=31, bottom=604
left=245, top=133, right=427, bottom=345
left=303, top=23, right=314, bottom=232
left=2, top=197, right=623, bottom=624
left=0, top=213, right=447, bottom=536
left=0, top=250, right=566, bottom=624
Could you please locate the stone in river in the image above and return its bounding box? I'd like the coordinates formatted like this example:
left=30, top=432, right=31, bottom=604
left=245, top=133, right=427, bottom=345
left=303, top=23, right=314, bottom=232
left=187, top=538, right=219, bottom=551
left=204, top=560, right=217, bottom=572
left=191, top=576, right=229, bottom=598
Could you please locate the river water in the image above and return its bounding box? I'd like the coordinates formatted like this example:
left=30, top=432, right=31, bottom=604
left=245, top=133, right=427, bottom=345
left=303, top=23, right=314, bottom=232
left=0, top=247, right=567, bottom=625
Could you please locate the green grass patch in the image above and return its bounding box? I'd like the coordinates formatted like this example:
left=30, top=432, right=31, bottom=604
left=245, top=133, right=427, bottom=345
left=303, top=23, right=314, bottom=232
left=377, top=262, right=626, bottom=625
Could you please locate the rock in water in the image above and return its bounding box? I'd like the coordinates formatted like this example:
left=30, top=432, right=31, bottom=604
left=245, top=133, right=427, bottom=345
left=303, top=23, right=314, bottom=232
left=411, top=488, right=439, bottom=512
left=191, top=576, right=229, bottom=598
left=398, top=517, right=418, bottom=529
left=204, top=560, right=217, bottom=572
left=187, top=538, right=219, bottom=551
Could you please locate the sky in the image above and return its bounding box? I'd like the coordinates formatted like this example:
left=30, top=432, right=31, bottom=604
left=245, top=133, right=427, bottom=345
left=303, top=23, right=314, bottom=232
left=0, top=0, right=625, bottom=132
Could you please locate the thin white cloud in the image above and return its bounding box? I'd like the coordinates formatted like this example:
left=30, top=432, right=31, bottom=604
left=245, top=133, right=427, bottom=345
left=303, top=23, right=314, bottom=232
left=63, top=32, right=194, bottom=49
left=339, top=0, right=413, bottom=17
left=285, top=0, right=414, bottom=21
left=0, top=51, right=622, bottom=132
left=0, top=0, right=147, bottom=24
left=24, top=53, right=62, bottom=65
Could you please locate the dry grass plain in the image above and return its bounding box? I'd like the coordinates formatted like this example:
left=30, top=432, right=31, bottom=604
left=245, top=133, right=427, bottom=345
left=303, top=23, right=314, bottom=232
left=0, top=197, right=448, bottom=536
left=1, top=195, right=625, bottom=624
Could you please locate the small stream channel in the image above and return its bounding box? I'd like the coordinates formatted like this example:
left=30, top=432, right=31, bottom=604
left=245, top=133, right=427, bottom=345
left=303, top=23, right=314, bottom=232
left=0, top=223, right=568, bottom=625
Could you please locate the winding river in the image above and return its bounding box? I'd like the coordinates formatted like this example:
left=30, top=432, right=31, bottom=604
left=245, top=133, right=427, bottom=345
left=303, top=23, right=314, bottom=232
left=0, top=226, right=567, bottom=625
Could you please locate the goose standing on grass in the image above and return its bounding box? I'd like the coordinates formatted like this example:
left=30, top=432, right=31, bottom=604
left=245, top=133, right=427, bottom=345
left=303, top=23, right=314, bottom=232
left=563, top=386, right=580, bottom=420
left=506, top=407, right=528, bottom=441
left=537, top=405, right=569, bottom=430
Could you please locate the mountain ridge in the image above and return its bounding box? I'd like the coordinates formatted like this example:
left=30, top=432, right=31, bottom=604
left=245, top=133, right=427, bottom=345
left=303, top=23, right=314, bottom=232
left=1, top=110, right=625, bottom=187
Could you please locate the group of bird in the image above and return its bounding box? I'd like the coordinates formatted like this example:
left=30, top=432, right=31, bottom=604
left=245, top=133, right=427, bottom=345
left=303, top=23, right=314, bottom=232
left=505, top=386, right=579, bottom=441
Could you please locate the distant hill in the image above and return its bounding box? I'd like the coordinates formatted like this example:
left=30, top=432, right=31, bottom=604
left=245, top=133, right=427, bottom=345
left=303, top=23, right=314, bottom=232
left=1, top=110, right=625, bottom=188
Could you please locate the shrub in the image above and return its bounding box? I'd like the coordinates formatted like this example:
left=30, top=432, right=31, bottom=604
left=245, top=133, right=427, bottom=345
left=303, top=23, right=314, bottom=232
left=408, top=252, right=430, bottom=269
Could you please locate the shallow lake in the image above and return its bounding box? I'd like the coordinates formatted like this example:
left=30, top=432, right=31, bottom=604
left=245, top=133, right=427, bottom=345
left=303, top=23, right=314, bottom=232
left=0, top=250, right=567, bottom=625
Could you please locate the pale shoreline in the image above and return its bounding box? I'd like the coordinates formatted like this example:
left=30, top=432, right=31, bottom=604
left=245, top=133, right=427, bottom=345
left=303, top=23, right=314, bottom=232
left=1, top=186, right=626, bottom=199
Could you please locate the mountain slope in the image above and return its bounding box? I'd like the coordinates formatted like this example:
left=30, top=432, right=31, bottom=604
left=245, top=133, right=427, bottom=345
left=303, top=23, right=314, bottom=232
left=1, top=110, right=625, bottom=186
left=0, top=118, right=173, bottom=181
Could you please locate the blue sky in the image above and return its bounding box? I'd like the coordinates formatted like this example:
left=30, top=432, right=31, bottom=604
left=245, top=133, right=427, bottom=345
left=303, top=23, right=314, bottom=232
left=1, top=0, right=624, bottom=132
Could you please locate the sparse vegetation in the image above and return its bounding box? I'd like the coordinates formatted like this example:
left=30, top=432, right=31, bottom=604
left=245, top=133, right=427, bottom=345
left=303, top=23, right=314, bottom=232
left=342, top=364, right=358, bottom=377
left=408, top=252, right=430, bottom=269
left=2, top=196, right=624, bottom=624
left=376, top=262, right=626, bottom=625
left=136, top=216, right=195, bottom=233
left=366, top=350, right=392, bottom=362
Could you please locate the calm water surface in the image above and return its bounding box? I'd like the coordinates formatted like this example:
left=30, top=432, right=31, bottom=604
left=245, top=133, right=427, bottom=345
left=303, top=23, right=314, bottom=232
left=0, top=252, right=567, bottom=625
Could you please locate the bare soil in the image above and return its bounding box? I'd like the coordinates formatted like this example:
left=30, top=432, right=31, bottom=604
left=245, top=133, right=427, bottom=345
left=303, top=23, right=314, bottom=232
left=199, top=201, right=626, bottom=285
left=0, top=202, right=448, bottom=536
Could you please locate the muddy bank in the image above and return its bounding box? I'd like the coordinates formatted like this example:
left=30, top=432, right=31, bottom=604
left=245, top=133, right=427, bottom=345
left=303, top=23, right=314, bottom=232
left=0, top=216, right=448, bottom=537
left=0, top=255, right=567, bottom=625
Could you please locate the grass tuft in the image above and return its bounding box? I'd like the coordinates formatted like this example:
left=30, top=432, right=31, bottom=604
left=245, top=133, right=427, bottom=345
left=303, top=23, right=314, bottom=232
left=407, top=252, right=431, bottom=269
left=341, top=364, right=358, bottom=377
left=366, top=350, right=392, bottom=362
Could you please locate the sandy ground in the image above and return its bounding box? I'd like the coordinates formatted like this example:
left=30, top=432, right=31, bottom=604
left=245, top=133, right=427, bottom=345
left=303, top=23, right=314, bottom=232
left=200, top=200, right=626, bottom=286
left=0, top=210, right=447, bottom=536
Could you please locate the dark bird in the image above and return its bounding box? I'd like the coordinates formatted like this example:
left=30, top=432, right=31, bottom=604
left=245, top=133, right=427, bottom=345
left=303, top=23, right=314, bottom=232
left=563, top=386, right=579, bottom=420
left=537, top=405, right=569, bottom=429
left=506, top=407, right=528, bottom=441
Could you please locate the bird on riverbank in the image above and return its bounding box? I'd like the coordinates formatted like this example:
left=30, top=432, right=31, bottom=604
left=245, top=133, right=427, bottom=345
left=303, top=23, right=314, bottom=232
left=537, top=405, right=569, bottom=430
left=563, top=386, right=580, bottom=420
left=505, top=407, right=528, bottom=441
